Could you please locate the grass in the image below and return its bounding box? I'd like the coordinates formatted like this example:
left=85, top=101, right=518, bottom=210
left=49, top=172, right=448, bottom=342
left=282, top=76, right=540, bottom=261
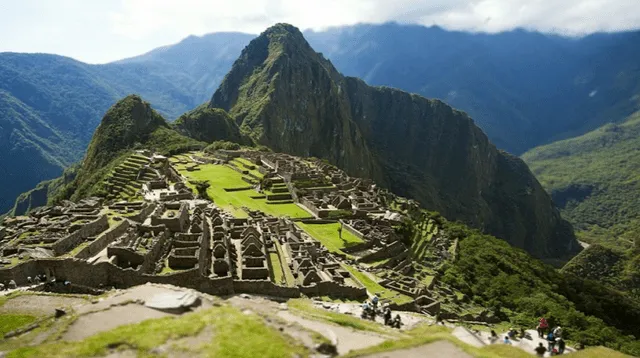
left=296, top=222, right=364, bottom=254
left=176, top=163, right=310, bottom=219
left=0, top=314, right=36, bottom=336
left=67, top=241, right=90, bottom=257
left=269, top=252, right=285, bottom=285
left=274, top=241, right=295, bottom=286
left=232, top=158, right=264, bottom=179
left=7, top=305, right=308, bottom=358
left=341, top=264, right=414, bottom=305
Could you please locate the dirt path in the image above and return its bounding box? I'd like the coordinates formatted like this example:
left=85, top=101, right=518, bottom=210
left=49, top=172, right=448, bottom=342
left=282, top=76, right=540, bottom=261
left=0, top=294, right=86, bottom=316
left=277, top=310, right=389, bottom=355
left=361, top=340, right=472, bottom=358
left=63, top=304, right=175, bottom=341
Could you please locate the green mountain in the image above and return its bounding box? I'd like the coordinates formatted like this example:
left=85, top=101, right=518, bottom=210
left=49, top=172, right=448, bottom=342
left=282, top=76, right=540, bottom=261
left=305, top=25, right=640, bottom=154
left=11, top=95, right=206, bottom=210
left=173, top=105, right=248, bottom=144
left=210, top=24, right=578, bottom=260
left=523, top=112, right=640, bottom=295
left=523, top=111, right=640, bottom=249
left=0, top=34, right=249, bottom=214
left=3, top=25, right=640, bottom=217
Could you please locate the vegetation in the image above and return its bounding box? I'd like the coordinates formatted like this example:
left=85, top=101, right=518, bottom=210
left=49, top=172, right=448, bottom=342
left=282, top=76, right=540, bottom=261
left=523, top=112, right=640, bottom=295
left=7, top=305, right=307, bottom=358
left=209, top=23, right=579, bottom=260
left=176, top=163, right=310, bottom=218
left=0, top=314, right=36, bottom=336
left=341, top=264, right=414, bottom=305
left=204, top=140, right=242, bottom=152
left=523, top=111, right=640, bottom=250
left=173, top=105, right=249, bottom=144
left=437, top=219, right=640, bottom=356
left=296, top=222, right=363, bottom=254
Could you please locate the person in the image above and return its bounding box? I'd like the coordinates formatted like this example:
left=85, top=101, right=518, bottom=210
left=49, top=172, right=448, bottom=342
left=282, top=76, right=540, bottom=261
left=534, top=343, right=547, bottom=357
left=553, top=326, right=563, bottom=338
left=538, top=317, right=549, bottom=338
left=392, top=314, right=402, bottom=329
left=547, top=331, right=556, bottom=352
left=520, top=327, right=527, bottom=339
left=361, top=300, right=371, bottom=319
left=371, top=294, right=379, bottom=310
left=383, top=305, right=392, bottom=326
left=489, top=330, right=499, bottom=344
left=557, top=338, right=566, bottom=354
left=503, top=336, right=512, bottom=345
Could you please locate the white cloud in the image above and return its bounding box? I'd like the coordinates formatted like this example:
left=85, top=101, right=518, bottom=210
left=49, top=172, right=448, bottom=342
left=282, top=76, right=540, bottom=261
left=0, top=0, right=638, bottom=63
left=109, top=0, right=640, bottom=38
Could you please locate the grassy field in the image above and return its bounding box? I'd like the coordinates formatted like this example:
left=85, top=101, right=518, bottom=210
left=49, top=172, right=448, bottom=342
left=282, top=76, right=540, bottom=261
left=0, top=314, right=36, bottom=336
left=296, top=222, right=363, bottom=254
left=7, top=305, right=308, bottom=358
left=176, top=163, right=311, bottom=219
left=341, top=264, right=414, bottom=305
left=274, top=241, right=295, bottom=286
left=269, top=252, right=285, bottom=285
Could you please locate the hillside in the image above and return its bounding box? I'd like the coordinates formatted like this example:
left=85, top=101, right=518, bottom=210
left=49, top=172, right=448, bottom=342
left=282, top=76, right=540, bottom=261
left=523, top=111, right=640, bottom=249
left=4, top=24, right=640, bottom=215
left=210, top=24, right=578, bottom=260
left=305, top=24, right=640, bottom=154
left=0, top=40, right=244, bottom=213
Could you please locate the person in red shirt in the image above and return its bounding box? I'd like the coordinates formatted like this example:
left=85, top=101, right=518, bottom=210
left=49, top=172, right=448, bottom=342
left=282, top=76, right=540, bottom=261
left=537, top=317, right=549, bottom=338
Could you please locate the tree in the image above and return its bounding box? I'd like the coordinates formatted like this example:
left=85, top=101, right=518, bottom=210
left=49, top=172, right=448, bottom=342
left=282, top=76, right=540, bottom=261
left=190, top=180, right=211, bottom=200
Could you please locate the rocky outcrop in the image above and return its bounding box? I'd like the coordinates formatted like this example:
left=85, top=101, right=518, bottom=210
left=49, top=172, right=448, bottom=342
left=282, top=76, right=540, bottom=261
left=209, top=24, right=579, bottom=258
left=173, top=105, right=248, bottom=144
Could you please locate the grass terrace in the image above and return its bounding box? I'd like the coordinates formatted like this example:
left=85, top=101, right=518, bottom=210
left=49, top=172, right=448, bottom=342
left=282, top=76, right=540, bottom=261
left=296, top=222, right=363, bottom=254
left=175, top=163, right=311, bottom=219
left=341, top=264, right=414, bottom=305
left=7, top=305, right=308, bottom=358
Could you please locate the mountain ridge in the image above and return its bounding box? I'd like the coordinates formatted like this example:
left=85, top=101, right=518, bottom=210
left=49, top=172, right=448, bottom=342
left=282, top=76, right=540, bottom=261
left=209, top=23, right=579, bottom=259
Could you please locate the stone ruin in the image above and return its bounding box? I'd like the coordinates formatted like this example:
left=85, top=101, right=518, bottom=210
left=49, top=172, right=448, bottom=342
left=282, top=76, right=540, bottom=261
left=0, top=149, right=471, bottom=320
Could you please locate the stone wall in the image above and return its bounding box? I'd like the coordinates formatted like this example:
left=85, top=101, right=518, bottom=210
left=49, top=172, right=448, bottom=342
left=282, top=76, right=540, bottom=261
left=141, top=231, right=169, bottom=273
left=359, top=241, right=406, bottom=263
left=299, top=281, right=367, bottom=300
left=75, top=220, right=130, bottom=260
left=52, top=215, right=109, bottom=256
left=233, top=280, right=300, bottom=298
left=340, top=220, right=366, bottom=240
left=130, top=203, right=157, bottom=223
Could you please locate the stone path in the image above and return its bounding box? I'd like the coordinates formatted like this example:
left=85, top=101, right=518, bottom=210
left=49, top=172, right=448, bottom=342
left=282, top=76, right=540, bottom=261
left=277, top=310, right=389, bottom=355
left=453, top=327, right=576, bottom=357
left=361, top=340, right=472, bottom=358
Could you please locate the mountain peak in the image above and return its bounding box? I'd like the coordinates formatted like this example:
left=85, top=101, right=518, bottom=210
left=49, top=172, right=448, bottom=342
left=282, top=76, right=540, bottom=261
left=83, top=95, right=167, bottom=172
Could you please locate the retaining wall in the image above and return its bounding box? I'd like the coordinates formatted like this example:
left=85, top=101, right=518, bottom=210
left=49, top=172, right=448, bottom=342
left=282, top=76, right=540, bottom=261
left=75, top=220, right=130, bottom=260
left=52, top=215, right=109, bottom=256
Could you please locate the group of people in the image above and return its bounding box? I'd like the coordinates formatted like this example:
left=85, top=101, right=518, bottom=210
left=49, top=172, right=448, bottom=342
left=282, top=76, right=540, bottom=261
left=360, top=294, right=403, bottom=329
left=534, top=317, right=566, bottom=356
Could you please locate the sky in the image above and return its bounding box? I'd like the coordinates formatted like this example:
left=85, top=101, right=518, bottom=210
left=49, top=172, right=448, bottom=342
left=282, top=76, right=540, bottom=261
left=1, top=0, right=639, bottom=64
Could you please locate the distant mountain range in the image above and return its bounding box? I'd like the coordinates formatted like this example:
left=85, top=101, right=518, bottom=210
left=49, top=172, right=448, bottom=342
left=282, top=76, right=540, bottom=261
left=2, top=22, right=639, bottom=214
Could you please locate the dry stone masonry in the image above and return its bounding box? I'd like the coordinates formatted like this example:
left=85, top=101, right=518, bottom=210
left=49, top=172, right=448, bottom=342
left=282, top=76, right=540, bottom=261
left=0, top=149, right=484, bottom=322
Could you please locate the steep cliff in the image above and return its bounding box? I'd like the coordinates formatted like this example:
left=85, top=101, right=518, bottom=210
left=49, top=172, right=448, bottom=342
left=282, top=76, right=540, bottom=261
left=210, top=24, right=379, bottom=180
left=209, top=24, right=578, bottom=258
